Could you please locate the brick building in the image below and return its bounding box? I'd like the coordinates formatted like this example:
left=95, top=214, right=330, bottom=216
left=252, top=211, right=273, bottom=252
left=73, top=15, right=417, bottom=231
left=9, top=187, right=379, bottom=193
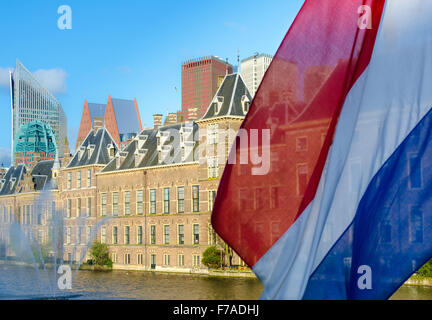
left=178, top=56, right=232, bottom=122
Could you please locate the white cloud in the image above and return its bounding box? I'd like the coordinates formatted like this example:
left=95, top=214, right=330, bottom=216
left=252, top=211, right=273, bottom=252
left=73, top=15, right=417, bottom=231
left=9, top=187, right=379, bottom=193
left=0, top=66, right=68, bottom=95
left=0, top=67, right=13, bottom=87
left=33, top=68, right=68, bottom=95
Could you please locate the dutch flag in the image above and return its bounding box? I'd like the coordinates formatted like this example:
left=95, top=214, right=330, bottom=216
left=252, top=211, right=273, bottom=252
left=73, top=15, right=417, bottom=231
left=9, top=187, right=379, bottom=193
left=212, top=0, right=432, bottom=299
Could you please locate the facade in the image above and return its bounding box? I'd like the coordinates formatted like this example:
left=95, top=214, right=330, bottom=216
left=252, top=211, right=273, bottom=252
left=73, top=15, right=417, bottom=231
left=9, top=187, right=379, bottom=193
left=241, top=53, right=273, bottom=97
left=179, top=56, right=232, bottom=122
left=14, top=120, right=57, bottom=168
left=10, top=60, right=67, bottom=163
left=0, top=73, right=251, bottom=273
left=75, top=96, right=143, bottom=151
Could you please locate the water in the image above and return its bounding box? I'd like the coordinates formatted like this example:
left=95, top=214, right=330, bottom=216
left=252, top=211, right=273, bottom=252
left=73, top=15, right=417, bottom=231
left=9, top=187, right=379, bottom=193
left=1, top=263, right=431, bottom=300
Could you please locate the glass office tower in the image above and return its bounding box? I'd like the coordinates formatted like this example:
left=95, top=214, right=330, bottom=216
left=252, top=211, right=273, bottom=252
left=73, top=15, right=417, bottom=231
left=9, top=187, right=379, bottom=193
left=10, top=60, right=67, bottom=164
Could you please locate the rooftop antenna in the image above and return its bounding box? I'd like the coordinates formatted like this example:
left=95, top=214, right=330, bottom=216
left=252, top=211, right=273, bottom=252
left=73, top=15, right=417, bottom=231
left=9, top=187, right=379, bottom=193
left=237, top=49, right=240, bottom=73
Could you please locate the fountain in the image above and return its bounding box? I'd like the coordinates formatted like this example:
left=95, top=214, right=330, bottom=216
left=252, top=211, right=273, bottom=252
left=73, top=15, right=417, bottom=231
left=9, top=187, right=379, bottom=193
left=0, top=183, right=108, bottom=300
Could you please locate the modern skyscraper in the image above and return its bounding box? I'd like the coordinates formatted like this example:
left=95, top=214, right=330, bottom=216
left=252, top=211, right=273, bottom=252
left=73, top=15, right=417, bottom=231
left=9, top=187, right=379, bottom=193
left=179, top=56, right=232, bottom=121
left=241, top=53, right=273, bottom=97
left=10, top=60, right=67, bottom=164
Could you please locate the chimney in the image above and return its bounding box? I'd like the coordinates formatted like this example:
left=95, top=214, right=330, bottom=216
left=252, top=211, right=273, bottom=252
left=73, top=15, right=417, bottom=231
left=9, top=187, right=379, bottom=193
left=164, top=113, right=178, bottom=126
left=153, top=114, right=163, bottom=128
left=188, top=108, right=198, bottom=121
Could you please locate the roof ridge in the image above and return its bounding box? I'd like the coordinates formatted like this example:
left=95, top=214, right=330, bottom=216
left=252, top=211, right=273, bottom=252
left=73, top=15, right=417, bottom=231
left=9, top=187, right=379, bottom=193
left=227, top=73, right=240, bottom=116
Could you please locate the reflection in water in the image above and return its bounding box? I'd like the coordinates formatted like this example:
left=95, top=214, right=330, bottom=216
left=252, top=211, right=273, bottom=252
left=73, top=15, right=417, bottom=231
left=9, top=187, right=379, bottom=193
left=0, top=264, right=263, bottom=300
left=1, top=264, right=432, bottom=300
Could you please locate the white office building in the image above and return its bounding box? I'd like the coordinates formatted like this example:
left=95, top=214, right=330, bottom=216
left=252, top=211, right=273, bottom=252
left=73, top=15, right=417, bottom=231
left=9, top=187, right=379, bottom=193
left=240, top=53, right=273, bottom=97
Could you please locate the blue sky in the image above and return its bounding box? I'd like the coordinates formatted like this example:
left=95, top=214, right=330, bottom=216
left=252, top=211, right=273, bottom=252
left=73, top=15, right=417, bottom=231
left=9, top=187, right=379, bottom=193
left=0, top=0, right=304, bottom=165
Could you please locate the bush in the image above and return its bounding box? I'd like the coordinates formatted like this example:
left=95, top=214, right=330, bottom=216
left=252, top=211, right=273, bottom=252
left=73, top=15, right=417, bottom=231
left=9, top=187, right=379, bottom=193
left=89, top=241, right=112, bottom=268
left=202, top=246, right=222, bottom=269
left=417, top=259, right=432, bottom=277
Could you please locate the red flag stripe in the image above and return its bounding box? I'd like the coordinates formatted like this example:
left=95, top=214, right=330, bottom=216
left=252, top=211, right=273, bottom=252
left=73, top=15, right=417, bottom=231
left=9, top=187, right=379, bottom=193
left=212, top=0, right=386, bottom=267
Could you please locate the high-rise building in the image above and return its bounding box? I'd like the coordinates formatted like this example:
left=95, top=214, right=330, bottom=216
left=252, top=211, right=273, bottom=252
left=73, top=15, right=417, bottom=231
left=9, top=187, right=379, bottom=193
left=241, top=53, right=273, bottom=97
left=13, top=120, right=57, bottom=168
left=76, top=96, right=143, bottom=150
left=179, top=56, right=232, bottom=122
left=10, top=60, right=67, bottom=164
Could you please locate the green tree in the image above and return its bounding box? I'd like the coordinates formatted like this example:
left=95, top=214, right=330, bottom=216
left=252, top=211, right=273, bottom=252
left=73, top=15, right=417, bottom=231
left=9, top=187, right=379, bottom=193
left=89, top=241, right=112, bottom=268
left=417, top=259, right=432, bottom=277
left=202, top=246, right=222, bottom=269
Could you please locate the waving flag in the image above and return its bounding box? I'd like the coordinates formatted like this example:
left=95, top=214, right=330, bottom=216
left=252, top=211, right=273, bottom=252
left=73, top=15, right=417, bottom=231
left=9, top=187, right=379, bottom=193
left=212, top=0, right=432, bottom=299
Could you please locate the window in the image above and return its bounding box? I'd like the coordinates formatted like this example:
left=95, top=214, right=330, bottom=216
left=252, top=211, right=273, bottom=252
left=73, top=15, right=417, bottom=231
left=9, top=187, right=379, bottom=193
left=124, top=226, right=130, bottom=245
left=297, top=165, right=308, bottom=195
left=137, top=226, right=143, bottom=245
left=178, top=225, right=184, bottom=245
left=67, top=172, right=71, bottom=189
left=77, top=171, right=81, bottom=189
left=78, top=227, right=83, bottom=245
left=410, top=206, right=423, bottom=243
left=66, top=227, right=71, bottom=244
left=87, top=169, right=91, bottom=188
left=86, top=226, right=91, bottom=243
left=151, top=254, right=156, bottom=269
left=193, top=255, right=200, bottom=267
left=124, top=253, right=131, bottom=265
left=255, top=188, right=265, bottom=210
left=178, top=187, right=185, bottom=213
left=112, top=226, right=118, bottom=244
left=192, top=186, right=199, bottom=212
left=178, top=254, right=185, bottom=266
left=124, top=191, right=131, bottom=215
left=101, top=227, right=106, bottom=243
left=112, top=253, right=117, bottom=263
left=150, top=189, right=156, bottom=214
left=208, top=157, right=218, bottom=178
left=101, top=194, right=107, bottom=216
left=67, top=199, right=72, bottom=218
left=409, top=154, right=422, bottom=189
left=164, top=225, right=170, bottom=245
left=137, top=254, right=144, bottom=265
left=208, top=224, right=217, bottom=245
left=208, top=190, right=216, bottom=211
left=112, top=192, right=118, bottom=216
left=136, top=190, right=143, bottom=215
left=77, top=198, right=81, bottom=217
left=271, top=187, right=279, bottom=209
left=150, top=225, right=156, bottom=244
left=87, top=197, right=91, bottom=217
left=208, top=123, right=218, bottom=145
left=163, top=188, right=170, bottom=214
left=296, top=137, right=308, bottom=151
left=163, top=254, right=170, bottom=266
left=193, top=224, right=199, bottom=245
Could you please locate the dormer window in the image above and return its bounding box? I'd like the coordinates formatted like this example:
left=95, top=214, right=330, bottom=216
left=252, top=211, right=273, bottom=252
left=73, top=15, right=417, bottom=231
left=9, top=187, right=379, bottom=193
left=134, top=149, right=147, bottom=166
left=78, top=146, right=86, bottom=161
left=87, top=144, right=96, bottom=159
left=241, top=95, right=251, bottom=114
left=107, top=144, right=115, bottom=159
left=214, top=96, right=224, bottom=115
left=136, top=134, right=148, bottom=150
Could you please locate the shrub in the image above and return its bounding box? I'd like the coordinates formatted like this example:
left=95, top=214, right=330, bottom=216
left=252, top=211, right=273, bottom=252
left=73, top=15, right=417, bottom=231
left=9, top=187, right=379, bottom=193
left=89, top=241, right=112, bottom=268
left=202, top=246, right=222, bottom=269
left=417, top=259, right=432, bottom=277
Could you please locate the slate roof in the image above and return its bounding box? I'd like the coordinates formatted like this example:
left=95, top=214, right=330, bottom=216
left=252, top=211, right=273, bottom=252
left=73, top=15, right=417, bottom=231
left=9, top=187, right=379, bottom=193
left=67, top=128, right=118, bottom=168
left=101, top=122, right=198, bottom=173
left=0, top=165, right=26, bottom=195
left=201, top=73, right=252, bottom=120
left=31, top=160, right=54, bottom=191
